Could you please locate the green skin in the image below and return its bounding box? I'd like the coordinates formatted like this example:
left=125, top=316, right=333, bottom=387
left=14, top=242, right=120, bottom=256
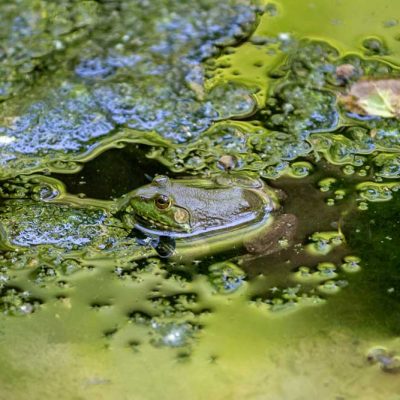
left=119, top=175, right=296, bottom=260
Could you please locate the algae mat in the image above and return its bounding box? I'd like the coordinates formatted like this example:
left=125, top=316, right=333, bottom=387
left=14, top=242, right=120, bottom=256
left=1, top=1, right=400, bottom=399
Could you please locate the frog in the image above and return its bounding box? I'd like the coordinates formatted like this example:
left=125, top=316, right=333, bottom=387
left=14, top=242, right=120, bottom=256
left=118, top=174, right=297, bottom=261
left=0, top=174, right=296, bottom=262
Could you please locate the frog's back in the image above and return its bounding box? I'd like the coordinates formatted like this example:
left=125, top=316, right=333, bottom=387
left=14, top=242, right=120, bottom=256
left=168, top=183, right=270, bottom=235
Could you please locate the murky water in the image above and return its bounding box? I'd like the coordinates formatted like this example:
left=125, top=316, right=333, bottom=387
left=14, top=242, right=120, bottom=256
left=1, top=1, right=400, bottom=399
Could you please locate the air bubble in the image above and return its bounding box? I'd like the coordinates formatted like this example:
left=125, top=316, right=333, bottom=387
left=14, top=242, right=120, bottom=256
left=33, top=184, right=60, bottom=201
left=357, top=169, right=367, bottom=177
left=341, top=256, right=361, bottom=273
left=358, top=201, right=368, bottom=211
left=357, top=182, right=398, bottom=202
left=334, top=190, right=345, bottom=200
left=306, top=231, right=345, bottom=256
left=383, top=19, right=399, bottom=28
left=150, top=321, right=197, bottom=348
left=326, top=198, right=335, bottom=206
left=265, top=3, right=279, bottom=17
left=362, top=37, right=389, bottom=55
left=293, top=266, right=313, bottom=281
left=343, top=165, right=355, bottom=175
left=318, top=178, right=337, bottom=192
left=316, top=262, right=338, bottom=279
left=318, top=280, right=341, bottom=295
left=289, top=161, right=313, bottom=178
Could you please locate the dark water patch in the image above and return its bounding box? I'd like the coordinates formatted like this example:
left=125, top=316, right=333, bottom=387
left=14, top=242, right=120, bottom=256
left=343, top=195, right=400, bottom=335
left=53, top=144, right=171, bottom=199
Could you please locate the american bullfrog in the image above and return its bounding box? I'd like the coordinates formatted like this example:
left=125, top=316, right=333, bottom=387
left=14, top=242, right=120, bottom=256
left=119, top=174, right=296, bottom=260
left=0, top=174, right=296, bottom=262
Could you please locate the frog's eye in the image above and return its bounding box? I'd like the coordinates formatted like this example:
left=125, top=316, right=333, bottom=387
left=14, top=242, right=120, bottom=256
left=154, top=194, right=172, bottom=210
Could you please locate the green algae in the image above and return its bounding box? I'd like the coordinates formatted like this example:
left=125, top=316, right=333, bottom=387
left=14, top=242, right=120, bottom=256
left=0, top=0, right=261, bottom=179
left=1, top=0, right=400, bottom=399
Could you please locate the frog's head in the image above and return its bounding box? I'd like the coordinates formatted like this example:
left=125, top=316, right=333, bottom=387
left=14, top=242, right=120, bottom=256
left=128, top=176, right=191, bottom=234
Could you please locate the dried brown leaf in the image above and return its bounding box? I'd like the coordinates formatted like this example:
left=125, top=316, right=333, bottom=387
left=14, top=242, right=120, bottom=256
left=339, top=79, right=400, bottom=118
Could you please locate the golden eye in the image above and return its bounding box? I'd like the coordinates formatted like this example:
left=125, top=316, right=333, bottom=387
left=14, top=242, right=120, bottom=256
left=154, top=194, right=171, bottom=210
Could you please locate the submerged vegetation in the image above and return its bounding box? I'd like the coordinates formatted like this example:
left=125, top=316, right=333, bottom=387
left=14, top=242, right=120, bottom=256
left=1, top=0, right=400, bottom=398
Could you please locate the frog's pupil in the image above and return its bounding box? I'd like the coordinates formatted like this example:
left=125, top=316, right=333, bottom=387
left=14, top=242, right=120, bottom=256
left=158, top=195, right=168, bottom=204
left=155, top=195, right=171, bottom=209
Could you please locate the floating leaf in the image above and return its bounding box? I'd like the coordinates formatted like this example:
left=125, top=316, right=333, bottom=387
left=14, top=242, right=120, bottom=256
left=340, top=79, right=400, bottom=118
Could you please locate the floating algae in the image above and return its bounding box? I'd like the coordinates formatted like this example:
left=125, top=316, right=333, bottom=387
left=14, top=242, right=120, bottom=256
left=1, top=1, right=400, bottom=399
left=0, top=0, right=261, bottom=179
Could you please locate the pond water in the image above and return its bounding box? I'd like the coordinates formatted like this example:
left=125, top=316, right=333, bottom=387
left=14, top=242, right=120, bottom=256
left=0, top=1, right=400, bottom=399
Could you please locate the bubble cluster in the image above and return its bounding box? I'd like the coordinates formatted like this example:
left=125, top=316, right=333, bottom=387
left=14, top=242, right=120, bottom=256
left=251, top=255, right=362, bottom=311
left=0, top=285, right=42, bottom=316
left=149, top=321, right=199, bottom=348
left=357, top=182, right=400, bottom=203
left=0, top=175, right=63, bottom=200
left=0, top=0, right=100, bottom=100
left=0, top=200, right=119, bottom=251
left=0, top=0, right=261, bottom=178
left=251, top=286, right=326, bottom=313
left=127, top=290, right=208, bottom=349
left=294, top=263, right=338, bottom=283
left=137, top=38, right=400, bottom=186
left=0, top=83, right=114, bottom=178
